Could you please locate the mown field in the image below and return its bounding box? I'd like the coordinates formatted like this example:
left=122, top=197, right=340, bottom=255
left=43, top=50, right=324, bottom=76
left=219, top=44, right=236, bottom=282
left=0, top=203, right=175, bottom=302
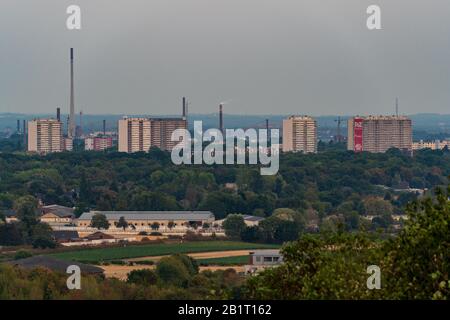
left=196, top=255, right=250, bottom=266
left=49, top=241, right=279, bottom=263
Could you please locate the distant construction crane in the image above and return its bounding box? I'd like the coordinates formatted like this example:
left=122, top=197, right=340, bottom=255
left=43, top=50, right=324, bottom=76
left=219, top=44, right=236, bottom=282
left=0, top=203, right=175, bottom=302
left=334, top=116, right=343, bottom=143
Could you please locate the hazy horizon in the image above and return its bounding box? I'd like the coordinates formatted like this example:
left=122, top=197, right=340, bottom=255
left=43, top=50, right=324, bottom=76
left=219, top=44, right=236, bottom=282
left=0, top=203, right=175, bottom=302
left=1, top=1, right=450, bottom=115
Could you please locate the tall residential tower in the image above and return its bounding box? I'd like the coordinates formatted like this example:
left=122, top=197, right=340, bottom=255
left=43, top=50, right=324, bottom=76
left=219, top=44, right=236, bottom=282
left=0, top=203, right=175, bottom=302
left=347, top=115, right=412, bottom=153
left=282, top=115, right=317, bottom=153
left=28, top=119, right=63, bottom=154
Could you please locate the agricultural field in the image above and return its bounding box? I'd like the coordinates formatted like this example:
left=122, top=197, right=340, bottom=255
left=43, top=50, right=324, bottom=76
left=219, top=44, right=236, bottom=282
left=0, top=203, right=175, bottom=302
left=49, top=241, right=279, bottom=263
left=196, top=255, right=250, bottom=266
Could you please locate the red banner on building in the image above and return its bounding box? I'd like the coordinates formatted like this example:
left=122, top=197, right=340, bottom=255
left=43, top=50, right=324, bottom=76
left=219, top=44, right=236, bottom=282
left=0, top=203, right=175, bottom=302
left=353, top=118, right=363, bottom=152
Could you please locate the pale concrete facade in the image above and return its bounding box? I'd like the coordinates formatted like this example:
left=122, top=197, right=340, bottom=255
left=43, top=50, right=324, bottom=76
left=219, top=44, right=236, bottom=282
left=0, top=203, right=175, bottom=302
left=150, top=118, right=188, bottom=151
left=118, top=117, right=187, bottom=153
left=118, top=118, right=151, bottom=153
left=412, top=140, right=450, bottom=150
left=282, top=116, right=317, bottom=153
left=85, top=136, right=113, bottom=151
left=27, top=119, right=63, bottom=153
left=77, top=211, right=215, bottom=229
left=348, top=115, right=412, bottom=153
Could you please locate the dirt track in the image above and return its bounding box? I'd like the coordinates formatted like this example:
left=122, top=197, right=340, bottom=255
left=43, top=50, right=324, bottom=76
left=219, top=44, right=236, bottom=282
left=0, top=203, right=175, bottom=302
left=124, top=250, right=252, bottom=262
left=100, top=265, right=245, bottom=280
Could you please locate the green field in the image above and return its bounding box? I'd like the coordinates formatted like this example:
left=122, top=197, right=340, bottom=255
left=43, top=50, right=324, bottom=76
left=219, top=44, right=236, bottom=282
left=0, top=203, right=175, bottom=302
left=49, top=241, right=279, bottom=263
left=196, top=255, right=249, bottom=266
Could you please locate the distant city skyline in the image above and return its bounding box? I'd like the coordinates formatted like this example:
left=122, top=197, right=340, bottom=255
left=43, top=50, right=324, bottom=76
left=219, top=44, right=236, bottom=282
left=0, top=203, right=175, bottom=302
left=2, top=1, right=450, bottom=115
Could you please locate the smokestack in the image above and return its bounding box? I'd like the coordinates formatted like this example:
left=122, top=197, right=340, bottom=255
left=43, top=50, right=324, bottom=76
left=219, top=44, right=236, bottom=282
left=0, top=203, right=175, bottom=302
left=56, top=107, right=61, bottom=122
left=103, top=119, right=106, bottom=136
left=68, top=48, right=75, bottom=138
left=79, top=111, right=83, bottom=137
left=395, top=97, right=399, bottom=117
left=182, top=97, right=186, bottom=118
left=17, top=120, right=20, bottom=133
left=219, top=104, right=224, bottom=134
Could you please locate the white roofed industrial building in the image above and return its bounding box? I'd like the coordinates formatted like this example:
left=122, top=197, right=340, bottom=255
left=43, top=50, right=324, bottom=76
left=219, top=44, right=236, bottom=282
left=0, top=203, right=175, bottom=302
left=77, top=211, right=215, bottom=229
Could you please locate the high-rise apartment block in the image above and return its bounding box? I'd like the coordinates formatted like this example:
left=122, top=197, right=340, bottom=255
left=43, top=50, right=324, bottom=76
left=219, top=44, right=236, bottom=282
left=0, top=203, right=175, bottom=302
left=282, top=116, right=317, bottom=153
left=28, top=119, right=63, bottom=153
left=118, top=118, right=151, bottom=153
left=118, top=117, right=187, bottom=153
left=347, top=115, right=412, bottom=153
left=149, top=118, right=188, bottom=151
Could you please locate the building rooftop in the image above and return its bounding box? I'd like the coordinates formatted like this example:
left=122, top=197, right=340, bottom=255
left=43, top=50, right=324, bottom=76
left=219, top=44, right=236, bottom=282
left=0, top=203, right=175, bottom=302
left=243, top=215, right=265, bottom=222
left=42, top=205, right=75, bottom=218
left=287, top=115, right=316, bottom=120
left=78, top=211, right=215, bottom=221
left=52, top=230, right=79, bottom=241
left=355, top=115, right=411, bottom=120
left=249, top=249, right=281, bottom=256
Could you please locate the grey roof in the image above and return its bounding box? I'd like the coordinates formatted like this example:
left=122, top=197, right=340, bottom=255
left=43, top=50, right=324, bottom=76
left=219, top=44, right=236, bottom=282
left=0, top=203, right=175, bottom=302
left=78, top=211, right=215, bottom=221
left=250, top=250, right=281, bottom=256
left=243, top=215, right=265, bottom=222
left=42, top=205, right=75, bottom=218
left=216, top=215, right=265, bottom=223
left=52, top=230, right=79, bottom=240
left=7, top=256, right=103, bottom=274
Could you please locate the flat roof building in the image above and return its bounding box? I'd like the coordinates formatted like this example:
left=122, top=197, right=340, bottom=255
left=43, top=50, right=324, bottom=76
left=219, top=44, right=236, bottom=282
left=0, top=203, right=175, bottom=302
left=282, top=116, right=317, bottom=153
left=245, top=249, right=283, bottom=274
left=28, top=119, right=63, bottom=154
left=85, top=136, right=113, bottom=151
left=118, top=117, right=187, bottom=153
left=77, top=211, right=215, bottom=229
left=118, top=117, right=151, bottom=153
left=348, top=115, right=412, bottom=153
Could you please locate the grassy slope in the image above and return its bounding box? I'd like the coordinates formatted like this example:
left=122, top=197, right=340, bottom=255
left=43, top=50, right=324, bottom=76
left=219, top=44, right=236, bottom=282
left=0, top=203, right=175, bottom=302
left=49, top=241, right=279, bottom=263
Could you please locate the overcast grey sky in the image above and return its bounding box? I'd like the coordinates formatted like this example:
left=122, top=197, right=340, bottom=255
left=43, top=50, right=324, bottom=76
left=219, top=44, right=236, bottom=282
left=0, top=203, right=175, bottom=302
left=1, top=0, right=450, bottom=116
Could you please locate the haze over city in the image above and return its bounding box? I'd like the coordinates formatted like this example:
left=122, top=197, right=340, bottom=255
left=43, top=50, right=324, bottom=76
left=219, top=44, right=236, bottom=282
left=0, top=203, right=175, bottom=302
left=1, top=0, right=450, bottom=116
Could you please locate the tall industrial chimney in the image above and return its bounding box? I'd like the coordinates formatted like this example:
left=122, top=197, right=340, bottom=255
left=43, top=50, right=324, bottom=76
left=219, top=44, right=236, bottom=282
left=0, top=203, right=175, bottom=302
left=56, top=107, right=61, bottom=122
left=395, top=97, right=399, bottom=117
left=68, top=48, right=75, bottom=138
left=17, top=120, right=20, bottom=133
left=103, top=119, right=106, bottom=136
left=182, top=97, right=186, bottom=119
left=79, top=111, right=83, bottom=137
left=219, top=104, right=224, bottom=134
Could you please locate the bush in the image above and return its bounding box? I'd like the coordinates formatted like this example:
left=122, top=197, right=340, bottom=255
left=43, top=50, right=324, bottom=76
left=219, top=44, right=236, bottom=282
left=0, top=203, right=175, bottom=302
left=183, top=230, right=203, bottom=241
left=14, top=250, right=32, bottom=260
left=127, top=269, right=158, bottom=286
left=156, top=255, right=193, bottom=287
left=138, top=231, right=148, bottom=236
left=150, top=232, right=162, bottom=236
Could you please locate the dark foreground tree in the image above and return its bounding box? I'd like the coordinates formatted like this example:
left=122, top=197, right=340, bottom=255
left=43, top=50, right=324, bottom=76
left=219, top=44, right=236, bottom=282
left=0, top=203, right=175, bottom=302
left=243, top=184, right=450, bottom=300
left=222, top=214, right=246, bottom=239
left=90, top=213, right=110, bottom=230
left=116, top=216, right=128, bottom=230
left=382, top=186, right=450, bottom=299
